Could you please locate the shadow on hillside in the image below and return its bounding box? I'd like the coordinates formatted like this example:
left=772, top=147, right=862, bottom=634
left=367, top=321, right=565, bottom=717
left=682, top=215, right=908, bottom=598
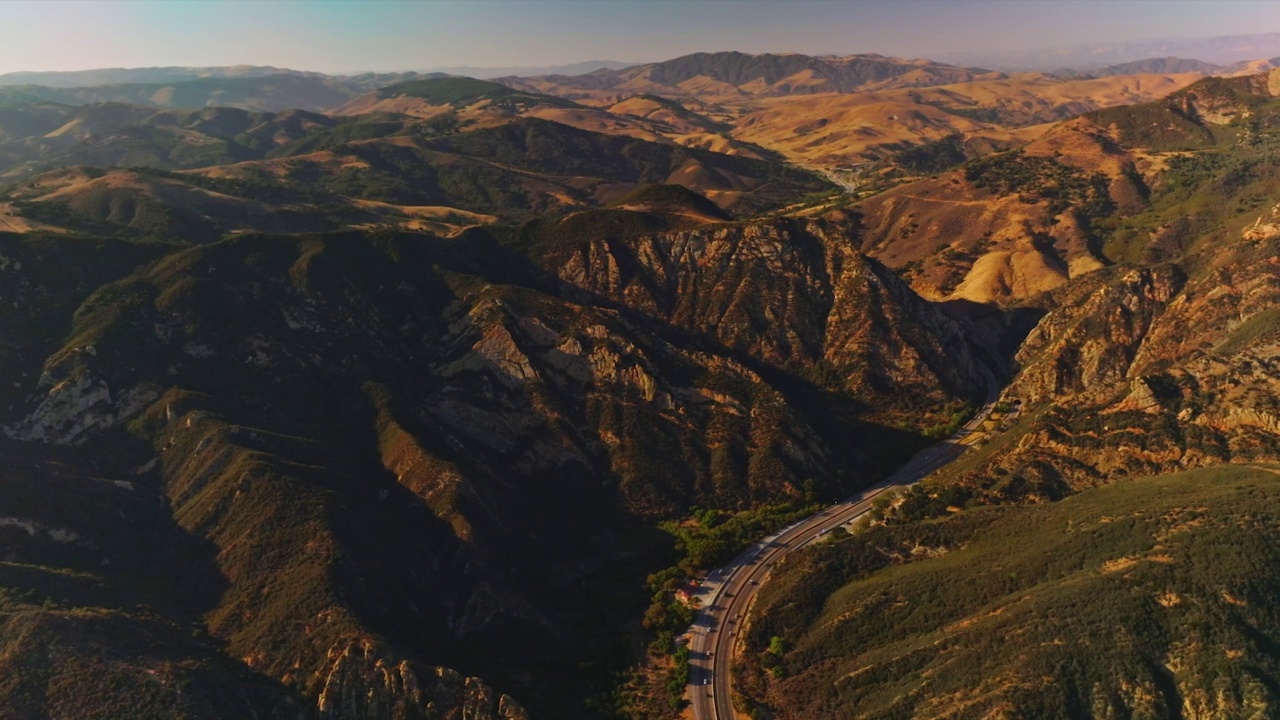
left=940, top=297, right=1047, bottom=380
left=0, top=435, right=306, bottom=709
left=447, top=227, right=952, bottom=494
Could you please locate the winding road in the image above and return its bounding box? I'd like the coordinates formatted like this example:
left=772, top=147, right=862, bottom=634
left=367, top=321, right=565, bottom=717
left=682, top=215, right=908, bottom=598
left=687, top=371, right=1002, bottom=720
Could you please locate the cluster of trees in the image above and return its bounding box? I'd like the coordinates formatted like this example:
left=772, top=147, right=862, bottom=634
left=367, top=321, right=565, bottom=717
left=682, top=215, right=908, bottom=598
left=965, top=150, right=1113, bottom=221
left=922, top=401, right=973, bottom=439
left=893, top=133, right=968, bottom=173
left=670, top=503, right=818, bottom=571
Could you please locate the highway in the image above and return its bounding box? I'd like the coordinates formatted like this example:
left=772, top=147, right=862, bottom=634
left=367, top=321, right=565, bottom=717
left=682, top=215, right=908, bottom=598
left=687, top=372, right=1002, bottom=720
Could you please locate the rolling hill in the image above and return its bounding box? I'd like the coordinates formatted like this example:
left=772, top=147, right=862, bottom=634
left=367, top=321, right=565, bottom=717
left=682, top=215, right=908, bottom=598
left=496, top=51, right=995, bottom=104
left=186, top=116, right=833, bottom=221
left=844, top=68, right=1280, bottom=305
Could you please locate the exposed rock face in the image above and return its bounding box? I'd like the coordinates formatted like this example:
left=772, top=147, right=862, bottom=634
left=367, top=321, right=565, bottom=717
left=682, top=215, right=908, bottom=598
left=942, top=235, right=1280, bottom=501
left=6, top=360, right=160, bottom=445
left=1012, top=265, right=1185, bottom=404
left=1244, top=202, right=1280, bottom=242
left=548, top=217, right=992, bottom=404
left=317, top=641, right=528, bottom=720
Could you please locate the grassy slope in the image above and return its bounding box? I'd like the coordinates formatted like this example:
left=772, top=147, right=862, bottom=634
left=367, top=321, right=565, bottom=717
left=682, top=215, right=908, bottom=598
left=0, top=437, right=303, bottom=719
left=745, top=464, right=1280, bottom=719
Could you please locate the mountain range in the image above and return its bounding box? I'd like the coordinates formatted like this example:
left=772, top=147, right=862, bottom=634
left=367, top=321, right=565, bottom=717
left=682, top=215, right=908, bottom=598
left=946, top=31, right=1280, bottom=70
left=0, top=45, right=1277, bottom=720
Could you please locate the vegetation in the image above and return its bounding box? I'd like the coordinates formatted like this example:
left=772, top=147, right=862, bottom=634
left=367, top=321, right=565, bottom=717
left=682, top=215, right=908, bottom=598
left=612, top=183, right=730, bottom=219
left=378, top=76, right=579, bottom=110
left=742, top=465, right=1280, bottom=719
left=922, top=400, right=973, bottom=439
left=266, top=117, right=408, bottom=157
left=1098, top=92, right=1280, bottom=264
left=668, top=503, right=819, bottom=572
left=1089, top=74, right=1280, bottom=151
left=1215, top=308, right=1280, bottom=356
left=922, top=101, right=1007, bottom=124
left=965, top=149, right=1114, bottom=219
left=892, top=133, right=968, bottom=173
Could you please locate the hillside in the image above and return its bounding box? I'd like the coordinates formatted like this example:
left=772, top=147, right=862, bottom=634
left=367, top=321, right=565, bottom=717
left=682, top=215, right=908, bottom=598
left=845, top=68, right=1280, bottom=305
left=741, top=464, right=1280, bottom=719
left=734, top=71, right=1280, bottom=719
left=497, top=51, right=993, bottom=103
left=851, top=125, right=1128, bottom=304
left=819, top=68, right=1280, bottom=520
left=0, top=74, right=358, bottom=113
left=333, top=76, right=580, bottom=117
left=189, top=117, right=833, bottom=221
left=728, top=71, right=1201, bottom=168
left=0, top=213, right=995, bottom=717
left=0, top=103, right=378, bottom=178
left=0, top=103, right=831, bottom=240
left=1071, top=56, right=1222, bottom=78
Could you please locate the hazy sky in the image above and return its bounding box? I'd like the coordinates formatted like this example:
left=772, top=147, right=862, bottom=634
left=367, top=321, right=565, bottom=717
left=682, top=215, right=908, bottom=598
left=0, top=0, right=1276, bottom=74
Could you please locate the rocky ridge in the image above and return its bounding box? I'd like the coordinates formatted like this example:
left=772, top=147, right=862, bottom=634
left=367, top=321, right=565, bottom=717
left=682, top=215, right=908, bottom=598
left=0, top=218, right=993, bottom=718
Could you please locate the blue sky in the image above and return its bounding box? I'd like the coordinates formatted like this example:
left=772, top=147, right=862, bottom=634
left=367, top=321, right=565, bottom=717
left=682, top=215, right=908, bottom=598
left=0, top=0, right=1276, bottom=74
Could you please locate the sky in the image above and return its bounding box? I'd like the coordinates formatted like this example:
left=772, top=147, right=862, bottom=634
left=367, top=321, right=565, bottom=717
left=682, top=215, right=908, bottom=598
left=0, top=0, right=1276, bottom=74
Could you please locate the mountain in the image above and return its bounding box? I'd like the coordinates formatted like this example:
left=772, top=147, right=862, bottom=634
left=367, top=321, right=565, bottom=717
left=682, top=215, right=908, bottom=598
left=0, top=65, right=328, bottom=88
left=0, top=55, right=1206, bottom=180
left=495, top=51, right=995, bottom=103
left=182, top=116, right=832, bottom=221
left=1225, top=56, right=1280, bottom=76
left=1064, top=56, right=1224, bottom=77
left=845, top=68, right=1280, bottom=305
left=0, top=49, right=1278, bottom=720
left=0, top=207, right=995, bottom=717
left=422, top=60, right=639, bottom=79
left=724, top=70, right=1201, bottom=167
left=0, top=75, right=358, bottom=113
left=0, top=71, right=464, bottom=114
left=494, top=53, right=1201, bottom=170
left=0, top=103, right=373, bottom=178
left=727, top=67, right=1280, bottom=720
left=333, top=76, right=582, bottom=117
left=946, top=32, right=1280, bottom=71
left=0, top=81, right=832, bottom=241
left=848, top=119, right=1149, bottom=304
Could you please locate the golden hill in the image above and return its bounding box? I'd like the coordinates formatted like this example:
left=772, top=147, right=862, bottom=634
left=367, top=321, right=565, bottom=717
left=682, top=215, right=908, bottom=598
left=851, top=118, right=1149, bottom=304
left=729, top=72, right=1202, bottom=167
left=733, top=96, right=996, bottom=166
left=496, top=51, right=991, bottom=105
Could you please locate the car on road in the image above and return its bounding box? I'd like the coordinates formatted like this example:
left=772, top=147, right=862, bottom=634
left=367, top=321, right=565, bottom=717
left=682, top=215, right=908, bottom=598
left=749, top=579, right=758, bottom=585
left=702, top=678, right=709, bottom=685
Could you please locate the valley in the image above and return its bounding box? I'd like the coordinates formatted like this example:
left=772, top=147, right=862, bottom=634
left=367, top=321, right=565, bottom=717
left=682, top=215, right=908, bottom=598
left=0, top=28, right=1276, bottom=720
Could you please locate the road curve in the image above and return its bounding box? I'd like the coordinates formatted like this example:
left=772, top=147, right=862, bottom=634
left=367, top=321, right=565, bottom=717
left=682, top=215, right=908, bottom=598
left=688, top=371, right=1001, bottom=720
